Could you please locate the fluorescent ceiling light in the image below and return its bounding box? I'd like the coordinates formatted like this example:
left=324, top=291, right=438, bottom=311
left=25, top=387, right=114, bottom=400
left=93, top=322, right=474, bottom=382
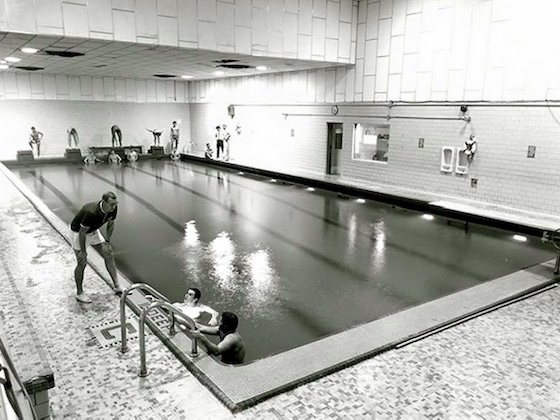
left=0, top=64, right=9, bottom=70
left=214, top=70, right=224, bottom=76
left=256, top=65, right=267, bottom=71
left=181, top=75, right=193, bottom=79
left=5, top=57, right=21, bottom=63
left=21, top=47, right=38, bottom=54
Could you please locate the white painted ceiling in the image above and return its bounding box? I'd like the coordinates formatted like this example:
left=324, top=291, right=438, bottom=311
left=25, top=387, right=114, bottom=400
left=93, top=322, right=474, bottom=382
left=0, top=32, right=344, bottom=81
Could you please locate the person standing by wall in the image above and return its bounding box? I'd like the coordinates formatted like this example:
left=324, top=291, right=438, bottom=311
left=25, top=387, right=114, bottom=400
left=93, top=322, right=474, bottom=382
left=69, top=191, right=123, bottom=303
left=215, top=125, right=224, bottom=159
left=111, top=125, right=122, bottom=147
left=28, top=126, right=44, bottom=156
left=222, top=124, right=231, bottom=161
left=170, top=121, right=180, bottom=150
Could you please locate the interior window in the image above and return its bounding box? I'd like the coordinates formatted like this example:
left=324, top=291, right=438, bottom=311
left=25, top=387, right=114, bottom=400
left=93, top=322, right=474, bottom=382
left=352, top=123, right=390, bottom=162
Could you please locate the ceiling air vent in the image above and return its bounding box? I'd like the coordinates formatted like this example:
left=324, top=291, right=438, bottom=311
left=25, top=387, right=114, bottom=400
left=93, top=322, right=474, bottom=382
left=153, top=74, right=176, bottom=78
left=212, top=59, right=239, bottom=64
left=217, top=64, right=253, bottom=69
left=44, top=50, right=85, bottom=58
left=15, top=66, right=44, bottom=71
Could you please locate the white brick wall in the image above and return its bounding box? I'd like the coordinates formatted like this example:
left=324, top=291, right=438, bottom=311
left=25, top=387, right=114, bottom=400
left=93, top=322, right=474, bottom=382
left=190, top=102, right=560, bottom=215
left=0, top=100, right=190, bottom=159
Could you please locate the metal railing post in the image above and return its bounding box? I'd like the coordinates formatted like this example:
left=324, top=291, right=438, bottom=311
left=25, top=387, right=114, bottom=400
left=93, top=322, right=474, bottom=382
left=119, top=283, right=174, bottom=354
left=137, top=302, right=198, bottom=377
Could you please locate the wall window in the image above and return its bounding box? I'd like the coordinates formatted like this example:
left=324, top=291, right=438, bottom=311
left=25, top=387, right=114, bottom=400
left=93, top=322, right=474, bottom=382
left=352, top=123, right=390, bottom=162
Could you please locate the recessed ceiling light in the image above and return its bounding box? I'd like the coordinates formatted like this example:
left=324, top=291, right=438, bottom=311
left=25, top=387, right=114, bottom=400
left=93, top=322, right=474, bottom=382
left=0, top=64, right=9, bottom=70
left=214, top=70, right=224, bottom=76
left=5, top=57, right=21, bottom=63
left=0, top=60, right=6, bottom=64
left=256, top=65, right=267, bottom=71
left=513, top=234, right=527, bottom=242
left=181, top=75, right=193, bottom=79
left=21, top=47, right=38, bottom=54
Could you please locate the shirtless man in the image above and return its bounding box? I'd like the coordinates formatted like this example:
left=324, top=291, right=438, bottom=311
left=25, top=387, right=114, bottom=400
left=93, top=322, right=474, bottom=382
left=147, top=129, right=163, bottom=146
left=29, top=126, right=44, bottom=156
left=191, top=311, right=246, bottom=364
left=70, top=191, right=122, bottom=303
left=172, top=288, right=219, bottom=326
left=111, top=125, right=122, bottom=147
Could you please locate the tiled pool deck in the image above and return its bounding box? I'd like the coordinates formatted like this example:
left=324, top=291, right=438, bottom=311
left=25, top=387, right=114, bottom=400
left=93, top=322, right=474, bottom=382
left=1, top=160, right=560, bottom=419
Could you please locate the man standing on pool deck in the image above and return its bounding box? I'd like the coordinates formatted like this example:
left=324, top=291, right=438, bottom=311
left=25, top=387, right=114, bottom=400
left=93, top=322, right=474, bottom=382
left=70, top=191, right=123, bottom=303
left=170, top=121, right=180, bottom=150
left=28, top=126, right=44, bottom=156
left=111, top=125, right=122, bottom=147
left=190, top=311, right=246, bottom=364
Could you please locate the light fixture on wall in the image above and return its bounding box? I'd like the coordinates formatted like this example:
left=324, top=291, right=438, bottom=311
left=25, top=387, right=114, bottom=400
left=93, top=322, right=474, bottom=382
left=460, top=104, right=471, bottom=122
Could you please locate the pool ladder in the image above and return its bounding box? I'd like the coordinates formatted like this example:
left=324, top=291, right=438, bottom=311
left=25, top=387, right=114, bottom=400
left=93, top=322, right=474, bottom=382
left=119, top=283, right=199, bottom=377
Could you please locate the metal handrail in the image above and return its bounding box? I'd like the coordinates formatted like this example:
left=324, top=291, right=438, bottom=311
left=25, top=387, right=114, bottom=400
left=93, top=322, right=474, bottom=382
left=119, top=283, right=175, bottom=354
left=138, top=302, right=198, bottom=377
left=0, top=337, right=38, bottom=420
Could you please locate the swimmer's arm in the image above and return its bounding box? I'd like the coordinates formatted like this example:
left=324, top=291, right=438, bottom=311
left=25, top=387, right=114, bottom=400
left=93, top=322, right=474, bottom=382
left=192, top=330, right=234, bottom=356
left=196, top=325, right=219, bottom=335
left=200, top=305, right=220, bottom=326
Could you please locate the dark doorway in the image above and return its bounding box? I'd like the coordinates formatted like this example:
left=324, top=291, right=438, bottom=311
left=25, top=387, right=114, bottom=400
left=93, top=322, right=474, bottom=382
left=326, top=123, right=343, bottom=175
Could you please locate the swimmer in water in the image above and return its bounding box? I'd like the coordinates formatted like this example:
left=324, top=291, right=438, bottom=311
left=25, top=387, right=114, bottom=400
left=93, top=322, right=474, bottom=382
left=172, top=287, right=219, bottom=326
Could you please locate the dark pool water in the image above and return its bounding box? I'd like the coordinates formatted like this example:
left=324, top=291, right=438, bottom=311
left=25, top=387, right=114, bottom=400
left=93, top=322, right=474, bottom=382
left=12, top=160, right=556, bottom=361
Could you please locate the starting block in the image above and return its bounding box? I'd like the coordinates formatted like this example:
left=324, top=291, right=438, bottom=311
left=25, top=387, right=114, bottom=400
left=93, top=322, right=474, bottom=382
left=65, top=148, right=82, bottom=161
left=17, top=150, right=35, bottom=162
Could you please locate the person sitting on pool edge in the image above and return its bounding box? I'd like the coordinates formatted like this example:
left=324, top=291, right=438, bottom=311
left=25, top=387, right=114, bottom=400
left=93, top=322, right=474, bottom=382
left=190, top=311, right=246, bottom=365
left=204, top=142, right=214, bottom=159
left=172, top=287, right=219, bottom=327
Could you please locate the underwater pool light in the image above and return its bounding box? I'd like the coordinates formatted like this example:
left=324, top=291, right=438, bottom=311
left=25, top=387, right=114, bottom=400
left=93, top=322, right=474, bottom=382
left=307, top=187, right=315, bottom=192
left=238, top=171, right=244, bottom=175
left=422, top=214, right=434, bottom=220
left=356, top=198, right=366, bottom=204
left=270, top=179, right=277, bottom=183
left=513, top=234, right=527, bottom=242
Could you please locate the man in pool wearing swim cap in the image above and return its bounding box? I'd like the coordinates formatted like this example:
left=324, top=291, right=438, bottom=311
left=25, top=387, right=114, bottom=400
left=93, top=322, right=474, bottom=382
left=191, top=311, right=246, bottom=364
left=69, top=191, right=123, bottom=303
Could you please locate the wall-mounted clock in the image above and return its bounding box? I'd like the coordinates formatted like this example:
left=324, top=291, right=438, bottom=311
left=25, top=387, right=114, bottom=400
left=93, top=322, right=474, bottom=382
left=331, top=105, right=339, bottom=115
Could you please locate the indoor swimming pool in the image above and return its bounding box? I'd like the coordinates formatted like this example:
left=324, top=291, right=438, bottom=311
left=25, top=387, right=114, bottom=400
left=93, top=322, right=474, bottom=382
left=10, top=160, right=556, bottom=362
